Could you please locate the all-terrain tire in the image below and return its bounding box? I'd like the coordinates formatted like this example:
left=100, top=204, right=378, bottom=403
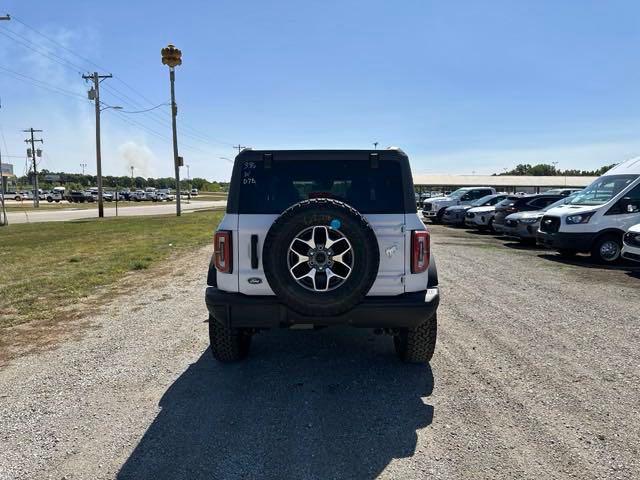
left=262, top=198, right=380, bottom=316
left=394, top=314, right=438, bottom=364
left=208, top=316, right=251, bottom=362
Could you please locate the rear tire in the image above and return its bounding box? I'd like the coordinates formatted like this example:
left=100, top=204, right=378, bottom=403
left=208, top=316, right=251, bottom=362
left=394, top=314, right=437, bottom=364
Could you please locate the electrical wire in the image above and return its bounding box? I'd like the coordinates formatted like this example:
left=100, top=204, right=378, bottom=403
left=120, top=103, right=169, bottom=114
left=0, top=65, right=89, bottom=102
left=1, top=18, right=241, bottom=154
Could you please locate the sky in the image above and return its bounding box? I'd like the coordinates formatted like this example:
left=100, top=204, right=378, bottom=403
left=0, top=0, right=638, bottom=181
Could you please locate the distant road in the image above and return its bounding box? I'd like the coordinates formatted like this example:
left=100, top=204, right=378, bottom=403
left=5, top=200, right=226, bottom=224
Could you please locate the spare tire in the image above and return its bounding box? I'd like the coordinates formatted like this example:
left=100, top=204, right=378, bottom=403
left=262, top=198, right=380, bottom=316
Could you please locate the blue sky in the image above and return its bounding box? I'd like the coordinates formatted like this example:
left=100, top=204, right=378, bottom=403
left=0, top=0, right=638, bottom=180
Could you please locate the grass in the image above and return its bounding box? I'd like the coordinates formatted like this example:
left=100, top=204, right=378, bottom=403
left=0, top=210, right=223, bottom=328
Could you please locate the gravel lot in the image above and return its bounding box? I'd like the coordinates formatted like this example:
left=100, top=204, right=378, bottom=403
left=1, top=224, right=639, bottom=480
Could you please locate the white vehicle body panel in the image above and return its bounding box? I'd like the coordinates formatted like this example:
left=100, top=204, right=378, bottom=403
left=464, top=206, right=496, bottom=227
left=422, top=187, right=497, bottom=217
left=622, top=223, right=640, bottom=262
left=231, top=213, right=408, bottom=296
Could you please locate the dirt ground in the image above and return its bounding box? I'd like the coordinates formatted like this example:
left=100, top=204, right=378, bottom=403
left=0, top=224, right=639, bottom=480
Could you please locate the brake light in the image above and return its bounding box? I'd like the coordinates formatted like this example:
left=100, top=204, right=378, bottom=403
left=411, top=230, right=430, bottom=273
left=214, top=230, right=233, bottom=273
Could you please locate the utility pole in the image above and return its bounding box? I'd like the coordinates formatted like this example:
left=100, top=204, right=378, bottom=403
left=0, top=90, right=7, bottom=226
left=233, top=144, right=246, bottom=155
left=373, top=141, right=379, bottom=150
left=130, top=165, right=134, bottom=182
left=80, top=163, right=87, bottom=175
left=23, top=128, right=43, bottom=208
left=186, top=164, right=190, bottom=204
left=83, top=72, right=113, bottom=218
left=0, top=14, right=10, bottom=21
left=161, top=44, right=183, bottom=216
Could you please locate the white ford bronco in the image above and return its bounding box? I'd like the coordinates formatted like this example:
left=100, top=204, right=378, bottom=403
left=205, top=149, right=439, bottom=363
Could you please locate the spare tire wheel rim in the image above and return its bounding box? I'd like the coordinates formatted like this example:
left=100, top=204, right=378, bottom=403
left=287, top=225, right=354, bottom=292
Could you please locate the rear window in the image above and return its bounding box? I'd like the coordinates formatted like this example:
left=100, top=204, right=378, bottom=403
left=237, top=160, right=405, bottom=214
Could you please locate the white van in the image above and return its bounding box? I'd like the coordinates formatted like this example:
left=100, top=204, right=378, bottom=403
left=537, top=157, right=640, bottom=263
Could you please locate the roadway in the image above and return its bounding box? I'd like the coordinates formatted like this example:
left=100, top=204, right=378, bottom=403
left=4, top=200, right=226, bottom=224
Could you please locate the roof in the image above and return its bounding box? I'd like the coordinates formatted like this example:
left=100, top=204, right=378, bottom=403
left=412, top=174, right=597, bottom=188
left=605, top=157, right=640, bottom=175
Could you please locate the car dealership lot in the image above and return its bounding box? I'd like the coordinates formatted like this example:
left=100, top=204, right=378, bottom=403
left=0, top=225, right=639, bottom=480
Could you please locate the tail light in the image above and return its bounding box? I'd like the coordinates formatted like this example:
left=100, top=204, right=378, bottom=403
left=214, top=230, right=233, bottom=273
left=411, top=230, right=430, bottom=273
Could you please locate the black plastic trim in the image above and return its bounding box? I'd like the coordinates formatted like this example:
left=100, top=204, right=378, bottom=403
left=536, top=231, right=597, bottom=252
left=250, top=234, right=259, bottom=269
left=206, top=287, right=439, bottom=329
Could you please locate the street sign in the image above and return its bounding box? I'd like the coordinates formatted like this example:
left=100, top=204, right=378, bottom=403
left=1, top=163, right=13, bottom=176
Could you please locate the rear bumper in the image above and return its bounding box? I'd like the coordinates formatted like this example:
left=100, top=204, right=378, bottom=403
left=206, top=287, right=440, bottom=329
left=537, top=231, right=596, bottom=251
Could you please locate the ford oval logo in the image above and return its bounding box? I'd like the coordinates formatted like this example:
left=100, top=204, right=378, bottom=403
left=248, top=277, right=262, bottom=285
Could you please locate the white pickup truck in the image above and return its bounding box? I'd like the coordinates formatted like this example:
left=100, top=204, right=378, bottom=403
left=422, top=187, right=496, bottom=222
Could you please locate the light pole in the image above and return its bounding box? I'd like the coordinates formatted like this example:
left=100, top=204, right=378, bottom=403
left=161, top=44, right=183, bottom=216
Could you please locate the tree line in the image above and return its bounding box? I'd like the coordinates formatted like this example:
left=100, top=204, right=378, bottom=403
left=11, top=169, right=229, bottom=192
left=495, top=163, right=617, bottom=176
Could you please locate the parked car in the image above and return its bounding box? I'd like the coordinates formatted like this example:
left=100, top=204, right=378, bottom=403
left=130, top=190, right=147, bottom=201
left=441, top=194, right=510, bottom=226
left=45, top=187, right=66, bottom=203
left=1, top=190, right=17, bottom=199
left=493, top=194, right=564, bottom=234
left=191, top=188, right=199, bottom=197
left=206, top=148, right=439, bottom=363
left=465, top=195, right=520, bottom=232
left=67, top=190, right=93, bottom=203
left=154, top=192, right=175, bottom=202
left=502, top=193, right=580, bottom=242
left=14, top=191, right=35, bottom=201
left=422, top=187, right=497, bottom=222
left=117, top=189, right=131, bottom=201
left=621, top=223, right=640, bottom=263
left=538, top=158, right=640, bottom=263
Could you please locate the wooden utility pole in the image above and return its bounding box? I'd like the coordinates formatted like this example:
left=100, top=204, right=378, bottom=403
left=83, top=72, right=113, bottom=218
left=23, top=128, right=43, bottom=208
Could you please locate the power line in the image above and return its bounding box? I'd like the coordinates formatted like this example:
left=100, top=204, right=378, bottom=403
left=0, top=65, right=89, bottom=101
left=1, top=18, right=240, bottom=154
left=120, top=103, right=169, bottom=114
left=0, top=27, right=85, bottom=74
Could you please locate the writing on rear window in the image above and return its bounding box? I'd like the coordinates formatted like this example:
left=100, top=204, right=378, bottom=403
left=238, top=160, right=404, bottom=214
